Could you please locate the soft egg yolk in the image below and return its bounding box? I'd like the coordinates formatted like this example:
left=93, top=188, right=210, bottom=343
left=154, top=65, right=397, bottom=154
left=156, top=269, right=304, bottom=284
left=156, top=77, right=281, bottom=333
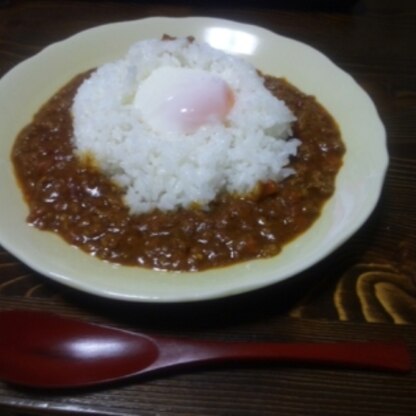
left=133, top=67, right=234, bottom=135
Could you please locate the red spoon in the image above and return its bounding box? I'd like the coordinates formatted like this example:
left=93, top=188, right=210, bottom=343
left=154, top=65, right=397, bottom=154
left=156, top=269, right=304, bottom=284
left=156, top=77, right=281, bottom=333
left=0, top=310, right=411, bottom=389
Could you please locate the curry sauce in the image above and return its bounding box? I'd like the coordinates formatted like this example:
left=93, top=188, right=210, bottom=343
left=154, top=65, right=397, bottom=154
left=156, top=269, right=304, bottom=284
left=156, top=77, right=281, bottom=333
left=12, top=72, right=345, bottom=271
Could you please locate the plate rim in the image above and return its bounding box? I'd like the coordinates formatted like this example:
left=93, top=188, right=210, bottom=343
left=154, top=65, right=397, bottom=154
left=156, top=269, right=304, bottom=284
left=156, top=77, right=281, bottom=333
left=0, top=16, right=388, bottom=302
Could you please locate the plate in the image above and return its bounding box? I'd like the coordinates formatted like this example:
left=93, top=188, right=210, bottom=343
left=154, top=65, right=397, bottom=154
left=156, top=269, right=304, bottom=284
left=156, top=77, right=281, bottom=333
left=0, top=17, right=387, bottom=302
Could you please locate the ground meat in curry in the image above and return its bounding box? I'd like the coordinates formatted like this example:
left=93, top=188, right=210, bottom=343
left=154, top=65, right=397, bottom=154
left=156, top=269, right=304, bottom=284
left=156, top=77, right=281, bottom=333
left=11, top=72, right=345, bottom=271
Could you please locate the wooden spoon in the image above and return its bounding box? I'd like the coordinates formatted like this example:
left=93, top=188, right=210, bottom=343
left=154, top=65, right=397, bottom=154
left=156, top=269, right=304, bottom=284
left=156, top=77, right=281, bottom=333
left=0, top=310, right=411, bottom=389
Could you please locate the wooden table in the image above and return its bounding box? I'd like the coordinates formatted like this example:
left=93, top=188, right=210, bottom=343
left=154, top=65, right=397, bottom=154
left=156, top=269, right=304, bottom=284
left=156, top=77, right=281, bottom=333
left=1, top=0, right=415, bottom=414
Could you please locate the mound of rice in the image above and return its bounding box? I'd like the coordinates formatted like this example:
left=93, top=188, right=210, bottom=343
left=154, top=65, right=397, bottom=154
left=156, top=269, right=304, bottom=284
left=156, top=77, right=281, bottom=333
left=72, top=37, right=299, bottom=214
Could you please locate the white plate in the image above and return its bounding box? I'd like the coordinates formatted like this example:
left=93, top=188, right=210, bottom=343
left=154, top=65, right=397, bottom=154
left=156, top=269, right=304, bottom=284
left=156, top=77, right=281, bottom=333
left=0, top=17, right=387, bottom=302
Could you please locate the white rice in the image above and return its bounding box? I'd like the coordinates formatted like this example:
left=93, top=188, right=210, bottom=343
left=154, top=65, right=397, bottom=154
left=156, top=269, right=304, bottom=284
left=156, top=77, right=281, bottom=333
left=72, top=37, right=300, bottom=214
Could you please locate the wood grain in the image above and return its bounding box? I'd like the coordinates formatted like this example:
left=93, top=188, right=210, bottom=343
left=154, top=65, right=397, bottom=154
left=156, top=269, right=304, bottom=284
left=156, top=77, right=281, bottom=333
left=0, top=0, right=416, bottom=415
left=291, top=262, right=416, bottom=324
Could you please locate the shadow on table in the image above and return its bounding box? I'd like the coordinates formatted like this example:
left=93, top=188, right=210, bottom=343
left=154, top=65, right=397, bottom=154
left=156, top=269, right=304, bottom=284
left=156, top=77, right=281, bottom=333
left=58, top=247, right=355, bottom=335
left=113, top=0, right=361, bottom=12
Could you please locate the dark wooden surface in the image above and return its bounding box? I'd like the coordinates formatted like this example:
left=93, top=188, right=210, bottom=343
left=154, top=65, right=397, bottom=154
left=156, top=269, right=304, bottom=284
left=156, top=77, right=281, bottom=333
left=1, top=0, right=416, bottom=415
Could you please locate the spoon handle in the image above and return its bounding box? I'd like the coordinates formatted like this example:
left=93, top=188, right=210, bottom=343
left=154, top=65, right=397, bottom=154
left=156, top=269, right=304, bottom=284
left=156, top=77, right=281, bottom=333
left=155, top=338, right=411, bottom=373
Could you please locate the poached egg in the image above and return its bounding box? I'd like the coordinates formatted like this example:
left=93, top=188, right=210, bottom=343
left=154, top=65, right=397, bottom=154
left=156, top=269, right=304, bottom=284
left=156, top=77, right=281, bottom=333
left=133, top=67, right=234, bottom=135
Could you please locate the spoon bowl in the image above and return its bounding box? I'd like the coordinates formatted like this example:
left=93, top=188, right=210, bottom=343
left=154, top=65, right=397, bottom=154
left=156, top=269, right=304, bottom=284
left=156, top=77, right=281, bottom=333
left=0, top=310, right=411, bottom=389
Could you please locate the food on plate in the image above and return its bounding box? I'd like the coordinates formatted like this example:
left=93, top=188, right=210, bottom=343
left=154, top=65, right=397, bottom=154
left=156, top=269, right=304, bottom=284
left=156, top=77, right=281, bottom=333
left=12, top=37, right=345, bottom=271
